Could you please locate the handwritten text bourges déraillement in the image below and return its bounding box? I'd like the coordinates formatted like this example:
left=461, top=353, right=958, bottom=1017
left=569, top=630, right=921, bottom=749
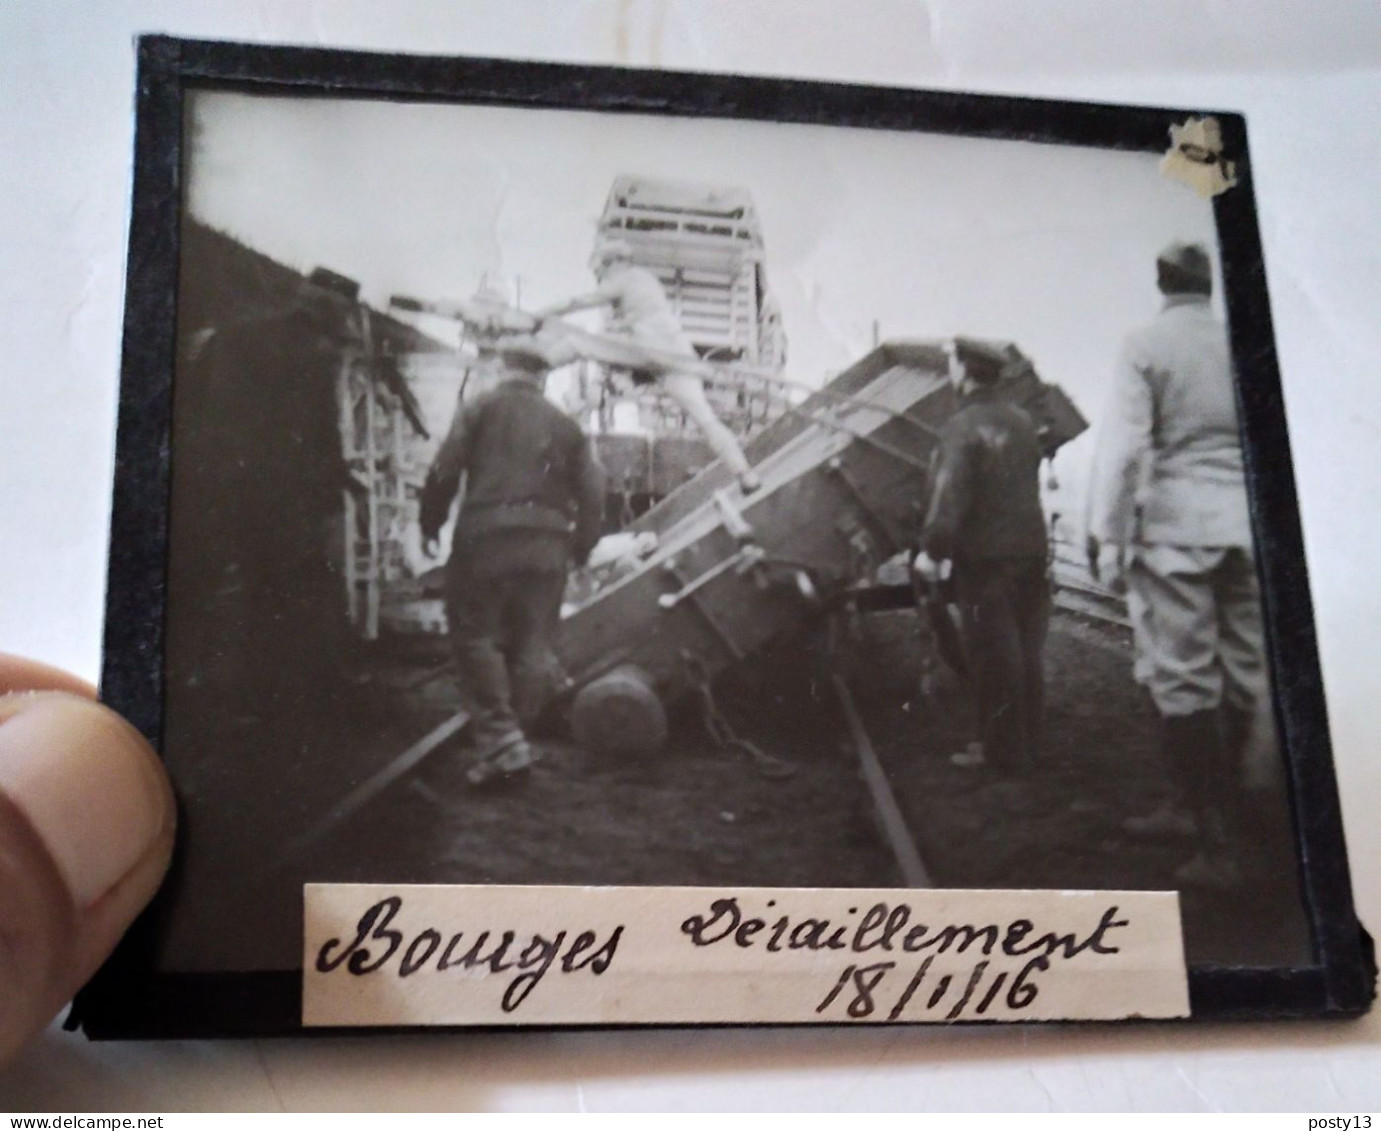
left=313, top=892, right=1132, bottom=1020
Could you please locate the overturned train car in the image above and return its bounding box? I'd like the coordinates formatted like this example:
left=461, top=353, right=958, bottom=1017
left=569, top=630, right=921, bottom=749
left=556, top=341, right=1087, bottom=753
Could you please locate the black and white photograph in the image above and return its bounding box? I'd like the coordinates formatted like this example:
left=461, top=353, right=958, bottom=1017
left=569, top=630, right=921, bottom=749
left=73, top=43, right=1370, bottom=1035
left=9, top=0, right=1381, bottom=1113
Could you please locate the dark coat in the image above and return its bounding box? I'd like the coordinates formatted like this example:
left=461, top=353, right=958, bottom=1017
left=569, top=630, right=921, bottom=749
left=921, top=386, right=1047, bottom=565
left=420, top=377, right=605, bottom=574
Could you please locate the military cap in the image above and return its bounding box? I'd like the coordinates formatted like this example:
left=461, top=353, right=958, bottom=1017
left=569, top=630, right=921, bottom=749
left=1156, top=242, right=1213, bottom=293
left=952, top=336, right=1008, bottom=384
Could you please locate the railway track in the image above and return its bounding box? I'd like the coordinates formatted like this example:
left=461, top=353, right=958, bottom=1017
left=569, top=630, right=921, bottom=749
left=836, top=553, right=1129, bottom=887
left=1049, top=541, right=1130, bottom=628
left=285, top=551, right=1127, bottom=881
left=831, top=674, right=933, bottom=888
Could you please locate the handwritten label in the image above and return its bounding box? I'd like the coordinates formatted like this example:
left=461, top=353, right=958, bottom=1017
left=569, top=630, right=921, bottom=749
left=303, top=885, right=1188, bottom=1026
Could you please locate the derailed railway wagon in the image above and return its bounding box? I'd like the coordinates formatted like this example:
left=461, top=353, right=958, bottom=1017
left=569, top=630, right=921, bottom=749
left=556, top=340, right=1087, bottom=756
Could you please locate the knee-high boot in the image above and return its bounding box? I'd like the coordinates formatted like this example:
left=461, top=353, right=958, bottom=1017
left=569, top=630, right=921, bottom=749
left=1163, top=710, right=1242, bottom=887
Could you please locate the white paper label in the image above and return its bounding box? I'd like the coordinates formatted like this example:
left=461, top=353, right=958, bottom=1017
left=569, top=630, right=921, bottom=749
left=303, top=884, right=1189, bottom=1026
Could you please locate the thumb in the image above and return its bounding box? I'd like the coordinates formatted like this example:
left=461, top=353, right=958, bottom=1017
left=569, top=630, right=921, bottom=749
left=0, top=681, right=175, bottom=1063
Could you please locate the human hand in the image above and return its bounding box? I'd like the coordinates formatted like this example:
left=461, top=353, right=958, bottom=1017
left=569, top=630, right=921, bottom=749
left=912, top=551, right=951, bottom=583
left=0, top=654, right=175, bottom=1064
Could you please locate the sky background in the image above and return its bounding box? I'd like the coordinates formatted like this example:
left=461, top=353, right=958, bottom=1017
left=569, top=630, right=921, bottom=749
left=186, top=90, right=1220, bottom=512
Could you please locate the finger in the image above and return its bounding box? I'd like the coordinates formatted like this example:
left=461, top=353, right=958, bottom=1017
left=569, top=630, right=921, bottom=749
left=0, top=693, right=175, bottom=1063
left=0, top=653, right=96, bottom=699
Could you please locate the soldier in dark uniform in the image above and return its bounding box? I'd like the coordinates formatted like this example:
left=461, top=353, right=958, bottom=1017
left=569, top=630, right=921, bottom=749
left=166, top=270, right=361, bottom=744
left=917, top=338, right=1050, bottom=771
left=419, top=346, right=605, bottom=785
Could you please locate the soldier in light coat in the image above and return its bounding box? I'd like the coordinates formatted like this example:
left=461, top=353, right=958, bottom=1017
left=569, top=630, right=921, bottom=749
left=1086, top=242, right=1273, bottom=888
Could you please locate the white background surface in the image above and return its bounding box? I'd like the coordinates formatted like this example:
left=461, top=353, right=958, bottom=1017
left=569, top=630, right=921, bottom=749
left=1, top=0, right=1378, bottom=1113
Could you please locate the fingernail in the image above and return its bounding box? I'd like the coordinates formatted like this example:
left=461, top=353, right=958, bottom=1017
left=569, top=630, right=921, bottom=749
left=0, top=695, right=172, bottom=909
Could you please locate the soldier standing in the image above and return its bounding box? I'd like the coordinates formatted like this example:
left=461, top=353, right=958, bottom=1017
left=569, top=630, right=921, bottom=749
left=916, top=338, right=1050, bottom=772
left=1085, top=242, right=1270, bottom=887
left=419, top=346, right=605, bottom=785
left=169, top=270, right=362, bottom=740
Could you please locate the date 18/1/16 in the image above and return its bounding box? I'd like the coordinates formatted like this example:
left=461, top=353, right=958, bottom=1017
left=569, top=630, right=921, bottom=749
left=815, top=955, right=1051, bottom=1022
